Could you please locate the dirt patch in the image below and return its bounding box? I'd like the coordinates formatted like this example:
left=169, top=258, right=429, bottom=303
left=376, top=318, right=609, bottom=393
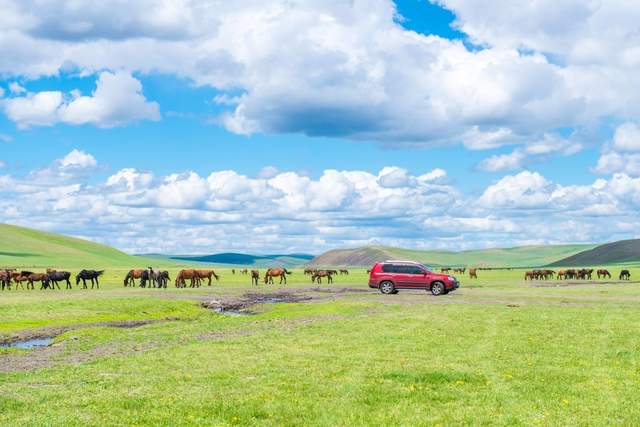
left=309, top=287, right=371, bottom=293
left=202, top=291, right=313, bottom=314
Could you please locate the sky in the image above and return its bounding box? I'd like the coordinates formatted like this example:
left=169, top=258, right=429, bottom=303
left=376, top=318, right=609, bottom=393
left=1, top=0, right=640, bottom=255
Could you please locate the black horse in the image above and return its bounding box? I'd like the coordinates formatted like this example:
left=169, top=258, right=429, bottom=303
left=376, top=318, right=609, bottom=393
left=620, top=269, right=631, bottom=280
left=48, top=271, right=71, bottom=289
left=76, top=270, right=104, bottom=289
left=141, top=268, right=170, bottom=288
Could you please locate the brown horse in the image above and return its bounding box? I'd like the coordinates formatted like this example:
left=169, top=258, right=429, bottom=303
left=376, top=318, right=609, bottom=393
left=194, top=269, right=220, bottom=286
left=241, top=269, right=248, bottom=274
left=11, top=271, right=31, bottom=289
left=124, top=269, right=146, bottom=287
left=597, top=269, right=611, bottom=279
left=251, top=270, right=260, bottom=286
left=175, top=269, right=201, bottom=288
left=28, top=273, right=49, bottom=290
left=264, top=268, right=291, bottom=285
left=312, top=270, right=333, bottom=284
left=304, top=268, right=316, bottom=275
left=468, top=268, right=477, bottom=279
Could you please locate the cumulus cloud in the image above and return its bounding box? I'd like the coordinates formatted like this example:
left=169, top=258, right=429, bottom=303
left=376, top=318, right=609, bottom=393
left=2, top=150, right=640, bottom=253
left=2, top=71, right=159, bottom=128
left=595, top=123, right=640, bottom=176
left=0, top=0, right=632, bottom=156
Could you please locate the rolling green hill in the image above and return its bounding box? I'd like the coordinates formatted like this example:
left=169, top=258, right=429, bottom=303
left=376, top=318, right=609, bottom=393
left=548, top=239, right=640, bottom=266
left=308, top=244, right=598, bottom=268
left=0, top=224, right=175, bottom=268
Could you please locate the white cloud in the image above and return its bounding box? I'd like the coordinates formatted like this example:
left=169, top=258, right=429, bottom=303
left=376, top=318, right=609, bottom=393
left=4, top=91, right=63, bottom=128
left=595, top=123, right=640, bottom=176
left=0, top=0, right=628, bottom=152
left=477, top=150, right=526, bottom=172
left=8, top=82, right=25, bottom=94
left=612, top=122, right=640, bottom=152
left=3, top=150, right=640, bottom=253
left=2, top=71, right=159, bottom=128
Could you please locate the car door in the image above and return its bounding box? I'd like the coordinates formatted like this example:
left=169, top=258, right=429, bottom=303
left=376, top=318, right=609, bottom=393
left=404, top=265, right=428, bottom=289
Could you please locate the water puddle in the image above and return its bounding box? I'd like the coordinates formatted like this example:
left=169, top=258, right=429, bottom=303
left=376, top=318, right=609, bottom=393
left=214, top=308, right=253, bottom=317
left=1, top=337, right=53, bottom=349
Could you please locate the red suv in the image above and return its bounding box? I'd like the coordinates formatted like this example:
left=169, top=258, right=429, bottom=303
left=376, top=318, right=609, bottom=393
left=368, top=261, right=460, bottom=296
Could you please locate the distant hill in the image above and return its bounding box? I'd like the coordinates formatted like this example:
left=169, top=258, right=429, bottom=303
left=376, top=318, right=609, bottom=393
left=308, top=244, right=598, bottom=268
left=0, top=223, right=173, bottom=268
left=161, top=252, right=314, bottom=268
left=548, top=239, right=640, bottom=266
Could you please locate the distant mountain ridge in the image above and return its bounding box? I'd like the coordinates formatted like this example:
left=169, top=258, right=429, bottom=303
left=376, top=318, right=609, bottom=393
left=548, top=239, right=640, bottom=266
left=159, top=252, right=315, bottom=268
left=308, top=244, right=599, bottom=268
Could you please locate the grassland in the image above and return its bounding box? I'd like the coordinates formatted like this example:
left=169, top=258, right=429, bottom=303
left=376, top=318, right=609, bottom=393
left=0, top=224, right=176, bottom=269
left=2, top=265, right=640, bottom=425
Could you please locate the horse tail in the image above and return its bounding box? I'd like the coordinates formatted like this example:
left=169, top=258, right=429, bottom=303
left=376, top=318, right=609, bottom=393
left=212, top=271, right=219, bottom=281
left=97, top=270, right=105, bottom=276
left=284, top=268, right=291, bottom=275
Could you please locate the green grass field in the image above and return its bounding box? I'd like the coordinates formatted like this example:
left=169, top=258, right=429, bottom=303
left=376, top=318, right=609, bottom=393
left=2, top=265, right=640, bottom=425
left=0, top=224, right=178, bottom=269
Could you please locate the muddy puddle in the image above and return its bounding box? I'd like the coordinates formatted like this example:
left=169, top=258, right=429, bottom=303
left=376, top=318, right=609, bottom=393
left=1, top=337, right=53, bottom=350
left=203, top=291, right=313, bottom=314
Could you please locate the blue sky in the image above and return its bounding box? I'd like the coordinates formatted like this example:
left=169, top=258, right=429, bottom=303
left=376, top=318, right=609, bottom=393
left=1, top=0, right=639, bottom=254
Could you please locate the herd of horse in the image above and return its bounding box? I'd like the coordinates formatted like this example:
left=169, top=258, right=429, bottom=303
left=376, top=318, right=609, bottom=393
left=524, top=268, right=632, bottom=281
left=1, top=265, right=634, bottom=291
left=440, top=267, right=478, bottom=279
left=0, top=268, right=104, bottom=290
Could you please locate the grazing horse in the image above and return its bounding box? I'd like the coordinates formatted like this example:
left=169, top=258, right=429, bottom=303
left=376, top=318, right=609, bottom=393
left=241, top=269, right=248, bottom=275
left=557, top=270, right=567, bottom=280
left=124, top=269, right=146, bottom=287
left=76, top=270, right=104, bottom=289
left=312, top=270, right=333, bottom=284
left=12, top=271, right=33, bottom=289
left=264, top=268, right=291, bottom=285
left=251, top=270, right=260, bottom=286
left=175, top=269, right=201, bottom=288
left=194, top=270, right=219, bottom=286
left=47, top=271, right=71, bottom=289
left=339, top=269, right=349, bottom=275
left=304, top=268, right=315, bottom=275
left=0, top=269, right=12, bottom=290
left=468, top=268, right=477, bottom=279
left=441, top=268, right=451, bottom=273
left=26, top=273, right=49, bottom=290
left=620, top=270, right=631, bottom=280
left=140, top=268, right=157, bottom=288
left=597, top=269, right=611, bottom=279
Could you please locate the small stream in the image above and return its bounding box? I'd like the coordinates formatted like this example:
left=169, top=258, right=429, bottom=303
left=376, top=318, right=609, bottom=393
left=1, top=337, right=53, bottom=349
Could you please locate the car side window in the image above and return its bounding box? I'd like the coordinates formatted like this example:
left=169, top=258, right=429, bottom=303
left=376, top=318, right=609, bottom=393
left=382, top=264, right=396, bottom=273
left=400, top=265, right=422, bottom=274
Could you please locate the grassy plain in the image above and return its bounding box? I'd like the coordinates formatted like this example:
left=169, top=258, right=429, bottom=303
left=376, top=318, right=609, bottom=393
left=2, top=266, right=640, bottom=426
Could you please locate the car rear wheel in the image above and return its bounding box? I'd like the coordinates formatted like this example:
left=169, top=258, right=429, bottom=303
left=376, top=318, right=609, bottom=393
left=431, top=281, right=445, bottom=296
left=379, top=281, right=395, bottom=295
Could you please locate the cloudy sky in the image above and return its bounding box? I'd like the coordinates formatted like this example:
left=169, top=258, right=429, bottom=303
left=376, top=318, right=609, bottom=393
left=1, top=0, right=640, bottom=254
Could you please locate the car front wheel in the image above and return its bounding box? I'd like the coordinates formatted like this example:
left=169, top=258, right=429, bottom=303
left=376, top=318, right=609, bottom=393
left=379, top=281, right=395, bottom=295
left=431, top=282, right=445, bottom=296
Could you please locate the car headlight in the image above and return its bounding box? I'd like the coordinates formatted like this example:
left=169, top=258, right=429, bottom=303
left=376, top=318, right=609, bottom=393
left=448, top=276, right=455, bottom=281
